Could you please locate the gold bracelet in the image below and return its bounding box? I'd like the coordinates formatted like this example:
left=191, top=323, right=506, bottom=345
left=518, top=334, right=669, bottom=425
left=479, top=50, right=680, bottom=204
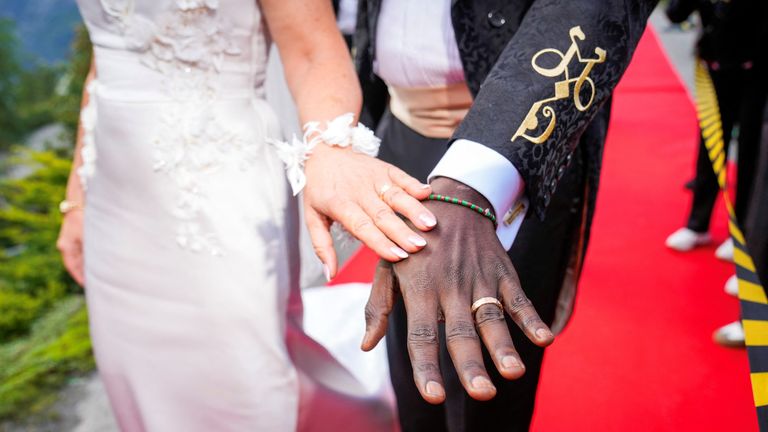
left=59, top=200, right=84, bottom=214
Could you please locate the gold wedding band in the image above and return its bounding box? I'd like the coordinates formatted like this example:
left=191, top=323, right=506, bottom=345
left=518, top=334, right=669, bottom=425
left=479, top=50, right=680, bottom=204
left=471, top=297, right=503, bottom=317
left=378, top=183, right=392, bottom=201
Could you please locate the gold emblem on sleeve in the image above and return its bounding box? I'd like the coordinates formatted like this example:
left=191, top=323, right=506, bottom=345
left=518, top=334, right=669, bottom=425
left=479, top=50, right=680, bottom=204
left=511, top=26, right=607, bottom=145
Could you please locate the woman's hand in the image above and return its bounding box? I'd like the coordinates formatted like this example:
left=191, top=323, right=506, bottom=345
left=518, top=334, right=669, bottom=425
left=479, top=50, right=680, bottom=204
left=263, top=0, right=434, bottom=278
left=303, top=144, right=437, bottom=279
left=57, top=58, right=93, bottom=288
left=57, top=210, right=85, bottom=286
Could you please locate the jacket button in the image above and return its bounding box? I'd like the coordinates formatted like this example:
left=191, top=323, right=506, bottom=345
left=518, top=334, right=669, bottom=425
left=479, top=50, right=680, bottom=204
left=487, top=10, right=506, bottom=28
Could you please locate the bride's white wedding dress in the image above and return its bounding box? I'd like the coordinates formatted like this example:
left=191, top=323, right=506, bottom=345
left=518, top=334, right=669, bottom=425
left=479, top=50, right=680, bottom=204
left=75, top=1, right=393, bottom=430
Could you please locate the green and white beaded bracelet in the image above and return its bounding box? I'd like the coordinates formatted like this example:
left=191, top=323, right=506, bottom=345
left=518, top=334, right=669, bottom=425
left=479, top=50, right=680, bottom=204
left=426, top=193, right=498, bottom=228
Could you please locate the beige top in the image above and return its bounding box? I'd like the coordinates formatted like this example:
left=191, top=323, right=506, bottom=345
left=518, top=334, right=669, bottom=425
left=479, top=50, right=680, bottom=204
left=388, top=82, right=474, bottom=139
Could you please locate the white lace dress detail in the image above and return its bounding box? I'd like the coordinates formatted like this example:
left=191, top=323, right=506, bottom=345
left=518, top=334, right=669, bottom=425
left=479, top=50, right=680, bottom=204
left=97, top=0, right=259, bottom=255
left=77, top=79, right=99, bottom=189
left=75, top=1, right=397, bottom=430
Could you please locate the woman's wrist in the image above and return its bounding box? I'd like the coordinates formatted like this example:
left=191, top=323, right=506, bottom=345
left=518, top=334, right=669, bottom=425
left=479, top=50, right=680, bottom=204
left=270, top=112, right=381, bottom=196
left=60, top=200, right=84, bottom=215
left=64, top=172, right=85, bottom=203
left=60, top=175, right=85, bottom=214
left=306, top=138, right=346, bottom=158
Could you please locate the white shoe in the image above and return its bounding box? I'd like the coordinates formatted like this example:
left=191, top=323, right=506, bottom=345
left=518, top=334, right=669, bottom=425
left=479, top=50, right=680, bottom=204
left=713, top=321, right=745, bottom=348
left=665, top=228, right=712, bottom=251
left=724, top=274, right=738, bottom=297
left=715, top=238, right=734, bottom=262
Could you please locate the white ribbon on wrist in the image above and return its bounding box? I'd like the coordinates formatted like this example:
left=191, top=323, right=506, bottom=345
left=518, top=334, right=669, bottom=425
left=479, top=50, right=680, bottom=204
left=270, top=113, right=381, bottom=195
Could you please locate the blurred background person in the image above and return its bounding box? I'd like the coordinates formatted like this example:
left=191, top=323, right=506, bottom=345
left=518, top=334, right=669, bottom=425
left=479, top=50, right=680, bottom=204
left=663, top=0, right=768, bottom=348
left=716, top=104, right=768, bottom=347
left=746, top=108, right=768, bottom=296
left=664, top=0, right=768, bottom=277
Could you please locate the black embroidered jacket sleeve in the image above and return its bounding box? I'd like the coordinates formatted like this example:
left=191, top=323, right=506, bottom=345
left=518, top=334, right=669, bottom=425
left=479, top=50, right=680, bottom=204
left=451, top=0, right=657, bottom=219
left=665, top=0, right=697, bottom=24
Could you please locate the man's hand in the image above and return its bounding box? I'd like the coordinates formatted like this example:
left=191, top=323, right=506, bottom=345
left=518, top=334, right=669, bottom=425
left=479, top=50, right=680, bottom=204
left=361, top=177, right=554, bottom=404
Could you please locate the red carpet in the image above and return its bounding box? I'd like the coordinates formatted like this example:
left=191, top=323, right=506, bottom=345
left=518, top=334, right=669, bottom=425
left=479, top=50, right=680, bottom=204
left=332, top=28, right=755, bottom=431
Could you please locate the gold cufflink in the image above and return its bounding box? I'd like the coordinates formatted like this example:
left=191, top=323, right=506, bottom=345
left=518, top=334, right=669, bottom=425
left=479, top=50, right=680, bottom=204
left=503, top=202, right=526, bottom=226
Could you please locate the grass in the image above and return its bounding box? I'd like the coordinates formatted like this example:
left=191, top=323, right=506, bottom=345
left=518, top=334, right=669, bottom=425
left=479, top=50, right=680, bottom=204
left=0, top=295, right=94, bottom=420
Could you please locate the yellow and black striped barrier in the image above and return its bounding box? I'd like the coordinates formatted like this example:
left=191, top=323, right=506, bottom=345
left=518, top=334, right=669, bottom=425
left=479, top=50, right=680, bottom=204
left=695, top=61, right=768, bottom=429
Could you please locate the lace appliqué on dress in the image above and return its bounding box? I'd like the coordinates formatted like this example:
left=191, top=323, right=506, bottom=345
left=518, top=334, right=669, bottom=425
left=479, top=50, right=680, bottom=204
left=99, top=0, right=253, bottom=256
left=78, top=79, right=99, bottom=190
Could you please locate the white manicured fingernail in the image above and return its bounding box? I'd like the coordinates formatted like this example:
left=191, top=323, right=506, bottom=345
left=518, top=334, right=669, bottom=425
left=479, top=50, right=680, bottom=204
left=323, top=264, right=331, bottom=282
left=409, top=236, right=427, bottom=247
left=421, top=183, right=431, bottom=189
left=390, top=246, right=409, bottom=259
left=419, top=213, right=437, bottom=227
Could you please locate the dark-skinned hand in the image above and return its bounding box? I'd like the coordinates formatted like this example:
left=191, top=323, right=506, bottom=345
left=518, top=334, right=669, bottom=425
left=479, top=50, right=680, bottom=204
left=361, top=177, right=554, bottom=404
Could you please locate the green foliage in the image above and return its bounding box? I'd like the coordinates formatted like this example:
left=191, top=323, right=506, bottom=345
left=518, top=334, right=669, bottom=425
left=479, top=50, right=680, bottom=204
left=0, top=148, right=92, bottom=420
left=0, top=20, right=95, bottom=421
left=0, top=149, right=75, bottom=338
left=0, top=296, right=93, bottom=419
left=0, top=291, right=43, bottom=341
left=0, top=19, right=91, bottom=154
left=53, top=25, right=92, bottom=146
left=16, top=64, right=65, bottom=133
left=0, top=18, right=23, bottom=151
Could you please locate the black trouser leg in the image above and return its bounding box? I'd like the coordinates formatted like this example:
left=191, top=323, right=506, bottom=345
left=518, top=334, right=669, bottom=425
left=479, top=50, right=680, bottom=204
left=733, top=66, right=768, bottom=231
left=687, top=137, right=721, bottom=232
left=746, top=108, right=768, bottom=285
left=686, top=68, right=737, bottom=232
left=377, top=111, right=584, bottom=432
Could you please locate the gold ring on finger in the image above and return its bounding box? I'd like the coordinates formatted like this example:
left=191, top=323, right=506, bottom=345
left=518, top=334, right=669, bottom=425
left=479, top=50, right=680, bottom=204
left=471, top=297, right=503, bottom=319
left=378, top=183, right=392, bottom=201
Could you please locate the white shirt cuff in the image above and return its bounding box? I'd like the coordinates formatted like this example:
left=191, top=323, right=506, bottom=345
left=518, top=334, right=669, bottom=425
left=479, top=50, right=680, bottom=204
left=428, top=139, right=527, bottom=250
